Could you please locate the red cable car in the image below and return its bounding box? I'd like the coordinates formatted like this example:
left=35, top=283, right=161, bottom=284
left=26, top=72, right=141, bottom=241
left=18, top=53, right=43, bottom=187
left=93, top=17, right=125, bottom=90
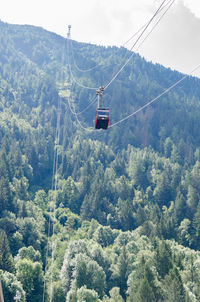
left=95, top=108, right=110, bottom=130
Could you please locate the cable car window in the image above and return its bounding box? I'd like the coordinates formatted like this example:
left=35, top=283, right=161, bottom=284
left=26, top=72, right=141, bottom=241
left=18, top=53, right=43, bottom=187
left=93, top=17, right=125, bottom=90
left=98, top=111, right=109, bottom=116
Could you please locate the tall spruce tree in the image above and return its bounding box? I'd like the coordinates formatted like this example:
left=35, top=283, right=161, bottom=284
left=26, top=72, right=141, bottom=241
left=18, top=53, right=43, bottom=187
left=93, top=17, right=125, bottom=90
left=163, top=266, right=186, bottom=302
left=0, top=229, right=14, bottom=272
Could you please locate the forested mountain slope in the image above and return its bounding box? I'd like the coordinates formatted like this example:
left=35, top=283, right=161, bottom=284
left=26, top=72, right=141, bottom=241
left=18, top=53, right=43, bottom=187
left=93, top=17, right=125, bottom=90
left=1, top=20, right=200, bottom=301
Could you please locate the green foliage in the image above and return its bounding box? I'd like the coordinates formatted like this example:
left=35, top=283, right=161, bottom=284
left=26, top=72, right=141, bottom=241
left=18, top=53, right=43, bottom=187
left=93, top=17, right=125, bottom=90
left=0, top=229, right=15, bottom=272
left=93, top=225, right=117, bottom=247
left=61, top=240, right=89, bottom=292
left=34, top=190, right=47, bottom=210
left=15, top=246, right=41, bottom=262
left=61, top=240, right=106, bottom=298
left=60, top=176, right=80, bottom=213
left=155, top=240, right=173, bottom=279
left=0, top=269, right=25, bottom=302
left=103, top=287, right=124, bottom=302
left=2, top=19, right=200, bottom=302
left=111, top=246, right=130, bottom=299
left=127, top=256, right=161, bottom=302
left=66, top=285, right=101, bottom=302
left=163, top=266, right=186, bottom=302
left=16, top=259, right=44, bottom=302
left=73, top=254, right=106, bottom=298
left=16, top=217, right=42, bottom=250
left=134, top=277, right=156, bottom=302
left=52, top=281, right=66, bottom=302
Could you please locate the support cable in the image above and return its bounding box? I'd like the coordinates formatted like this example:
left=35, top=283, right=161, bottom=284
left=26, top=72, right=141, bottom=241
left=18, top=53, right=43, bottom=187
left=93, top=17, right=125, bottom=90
left=42, top=39, right=65, bottom=302
left=122, top=0, right=174, bottom=47
left=66, top=0, right=176, bottom=132
left=66, top=0, right=173, bottom=121
left=70, top=39, right=103, bottom=73
left=67, top=94, right=107, bottom=136
left=66, top=0, right=169, bottom=93
left=68, top=93, right=98, bottom=116
left=67, top=95, right=94, bottom=132
left=135, top=0, right=175, bottom=51
left=109, top=63, right=200, bottom=128
left=67, top=34, right=98, bottom=90
left=49, top=101, right=61, bottom=302
left=68, top=60, right=98, bottom=90
left=104, top=0, right=170, bottom=90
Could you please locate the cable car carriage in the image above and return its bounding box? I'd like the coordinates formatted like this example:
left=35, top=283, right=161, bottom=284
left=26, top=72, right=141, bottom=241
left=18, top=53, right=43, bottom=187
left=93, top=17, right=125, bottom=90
left=95, top=86, right=110, bottom=130
left=95, top=108, right=110, bottom=130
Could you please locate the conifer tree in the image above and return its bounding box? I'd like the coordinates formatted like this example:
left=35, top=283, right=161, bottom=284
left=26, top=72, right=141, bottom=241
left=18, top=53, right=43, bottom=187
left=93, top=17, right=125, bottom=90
left=134, top=276, right=156, bottom=302
left=163, top=266, right=186, bottom=302
left=111, top=246, right=129, bottom=299
left=155, top=240, right=173, bottom=278
left=0, top=229, right=15, bottom=273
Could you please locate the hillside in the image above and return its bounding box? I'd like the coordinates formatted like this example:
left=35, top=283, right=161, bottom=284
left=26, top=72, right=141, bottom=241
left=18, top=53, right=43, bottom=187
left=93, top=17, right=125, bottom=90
left=1, top=20, right=200, bottom=301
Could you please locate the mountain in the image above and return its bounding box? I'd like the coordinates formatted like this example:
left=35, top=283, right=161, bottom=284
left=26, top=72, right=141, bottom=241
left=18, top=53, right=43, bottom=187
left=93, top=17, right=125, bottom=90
left=0, top=20, right=200, bottom=301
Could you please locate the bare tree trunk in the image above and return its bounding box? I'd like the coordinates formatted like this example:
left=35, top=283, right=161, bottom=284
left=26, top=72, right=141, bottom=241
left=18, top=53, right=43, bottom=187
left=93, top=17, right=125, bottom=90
left=0, top=281, right=4, bottom=302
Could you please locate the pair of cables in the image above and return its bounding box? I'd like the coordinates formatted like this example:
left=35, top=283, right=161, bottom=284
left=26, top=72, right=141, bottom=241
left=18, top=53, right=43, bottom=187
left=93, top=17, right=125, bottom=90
left=67, top=0, right=200, bottom=131
left=66, top=0, right=180, bottom=130
left=42, top=46, right=65, bottom=302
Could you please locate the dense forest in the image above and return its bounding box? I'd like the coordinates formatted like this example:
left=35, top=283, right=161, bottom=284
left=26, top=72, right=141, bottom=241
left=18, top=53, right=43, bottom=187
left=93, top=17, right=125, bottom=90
left=1, top=19, right=200, bottom=301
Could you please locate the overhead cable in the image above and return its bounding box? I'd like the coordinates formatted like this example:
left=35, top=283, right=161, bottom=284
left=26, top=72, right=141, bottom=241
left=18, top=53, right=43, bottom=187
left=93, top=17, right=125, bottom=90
left=109, top=64, right=200, bottom=128
left=104, top=0, right=171, bottom=90
left=70, top=39, right=103, bottom=73
left=122, top=0, right=174, bottom=48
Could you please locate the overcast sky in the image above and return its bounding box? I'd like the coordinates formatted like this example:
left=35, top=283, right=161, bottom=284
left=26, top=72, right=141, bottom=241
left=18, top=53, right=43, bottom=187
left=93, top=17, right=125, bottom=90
left=1, top=0, right=200, bottom=76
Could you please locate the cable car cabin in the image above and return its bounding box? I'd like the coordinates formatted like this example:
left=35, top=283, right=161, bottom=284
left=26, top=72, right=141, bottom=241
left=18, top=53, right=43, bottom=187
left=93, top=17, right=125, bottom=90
left=95, top=108, right=110, bottom=130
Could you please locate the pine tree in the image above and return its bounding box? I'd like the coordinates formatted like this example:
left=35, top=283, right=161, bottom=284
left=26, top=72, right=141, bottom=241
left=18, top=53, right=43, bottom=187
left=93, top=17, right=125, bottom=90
left=134, top=277, right=156, bottom=302
left=163, top=266, right=186, bottom=302
left=192, top=201, right=200, bottom=249
left=16, top=259, right=44, bottom=302
left=0, top=176, right=12, bottom=214
left=111, top=246, right=129, bottom=299
left=127, top=258, right=161, bottom=302
left=0, top=229, right=15, bottom=272
left=155, top=240, right=173, bottom=279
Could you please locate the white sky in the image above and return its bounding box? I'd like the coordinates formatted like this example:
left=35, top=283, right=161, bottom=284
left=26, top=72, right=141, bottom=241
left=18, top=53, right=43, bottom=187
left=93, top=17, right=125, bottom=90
left=1, top=0, right=200, bottom=76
